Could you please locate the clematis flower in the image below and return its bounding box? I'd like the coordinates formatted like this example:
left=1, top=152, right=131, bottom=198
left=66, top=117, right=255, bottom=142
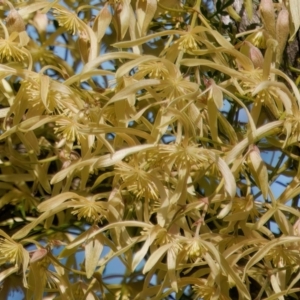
left=0, top=230, right=30, bottom=287
left=192, top=281, right=231, bottom=300
left=136, top=61, right=170, bottom=80
left=71, top=198, right=108, bottom=223
left=280, top=94, right=300, bottom=147
left=265, top=245, right=300, bottom=267
left=114, top=159, right=159, bottom=200
left=53, top=4, right=86, bottom=35
left=183, top=238, right=207, bottom=261
left=54, top=115, right=87, bottom=142
left=192, top=281, right=215, bottom=300
left=0, top=33, right=27, bottom=62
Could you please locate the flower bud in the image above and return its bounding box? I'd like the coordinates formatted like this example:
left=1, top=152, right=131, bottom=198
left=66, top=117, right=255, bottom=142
left=260, top=0, right=276, bottom=38
left=276, top=8, right=289, bottom=65
left=241, top=41, right=264, bottom=69
left=33, top=11, right=48, bottom=33
left=30, top=248, right=48, bottom=263
left=92, top=3, right=112, bottom=42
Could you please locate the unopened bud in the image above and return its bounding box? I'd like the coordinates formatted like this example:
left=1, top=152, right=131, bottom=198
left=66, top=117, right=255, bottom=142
left=30, top=248, right=48, bottom=263
left=241, top=41, right=264, bottom=69
left=92, top=3, right=112, bottom=42
left=260, top=0, right=276, bottom=38
left=276, top=8, right=289, bottom=65
left=33, top=11, right=48, bottom=33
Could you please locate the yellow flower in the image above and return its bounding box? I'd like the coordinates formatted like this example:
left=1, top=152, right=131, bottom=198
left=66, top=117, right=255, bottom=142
left=0, top=38, right=26, bottom=62
left=115, top=160, right=159, bottom=200
left=137, top=61, right=170, bottom=80
left=54, top=115, right=87, bottom=142
left=53, top=5, right=85, bottom=35
left=265, top=245, right=300, bottom=267
left=23, top=79, right=65, bottom=113
left=177, top=32, right=199, bottom=52
left=183, top=238, right=207, bottom=261
left=160, top=27, right=206, bottom=62
left=192, top=282, right=215, bottom=300
left=231, top=195, right=260, bottom=222
left=0, top=238, right=24, bottom=266
left=239, top=68, right=286, bottom=119
left=159, top=142, right=209, bottom=171
left=192, top=281, right=231, bottom=300
left=0, top=230, right=29, bottom=287
left=283, top=111, right=300, bottom=147
left=71, top=198, right=108, bottom=223
left=155, top=74, right=199, bottom=100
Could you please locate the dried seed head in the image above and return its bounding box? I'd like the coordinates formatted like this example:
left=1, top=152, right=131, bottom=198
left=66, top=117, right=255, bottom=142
left=6, top=9, right=25, bottom=33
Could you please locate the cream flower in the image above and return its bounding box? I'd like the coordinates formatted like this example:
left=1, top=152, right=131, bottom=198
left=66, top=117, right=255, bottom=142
left=183, top=238, right=207, bottom=261
left=115, top=160, right=159, bottom=200
left=0, top=37, right=27, bottom=62
left=53, top=5, right=85, bottom=35
left=71, top=198, right=109, bottom=223
left=0, top=230, right=29, bottom=286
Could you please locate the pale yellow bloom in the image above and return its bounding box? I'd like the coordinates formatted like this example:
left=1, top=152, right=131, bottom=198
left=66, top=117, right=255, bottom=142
left=231, top=195, right=260, bottom=222
left=283, top=111, right=300, bottom=147
left=53, top=5, right=85, bottom=35
left=0, top=238, right=24, bottom=266
left=137, top=61, right=170, bottom=80
left=71, top=198, right=108, bottom=223
left=183, top=238, right=207, bottom=261
left=192, top=282, right=231, bottom=300
left=0, top=38, right=26, bottom=61
left=159, top=143, right=209, bottom=170
left=0, top=230, right=29, bottom=287
left=265, top=245, right=300, bottom=267
left=23, top=80, right=64, bottom=113
left=54, top=115, right=87, bottom=142
left=177, top=32, right=199, bottom=52
left=115, top=160, right=159, bottom=200
left=192, top=282, right=215, bottom=300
